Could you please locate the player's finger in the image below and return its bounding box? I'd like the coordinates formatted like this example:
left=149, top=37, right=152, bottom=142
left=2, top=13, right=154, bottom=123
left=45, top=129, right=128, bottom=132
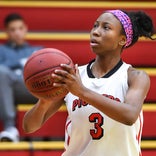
left=54, top=69, right=69, bottom=77
left=75, top=64, right=80, bottom=77
left=54, top=69, right=74, bottom=80
left=60, top=64, right=75, bottom=75
left=53, top=82, right=67, bottom=88
left=52, top=73, right=64, bottom=82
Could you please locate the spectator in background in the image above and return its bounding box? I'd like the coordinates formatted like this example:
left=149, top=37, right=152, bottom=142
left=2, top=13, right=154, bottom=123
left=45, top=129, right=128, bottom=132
left=0, top=13, right=42, bottom=142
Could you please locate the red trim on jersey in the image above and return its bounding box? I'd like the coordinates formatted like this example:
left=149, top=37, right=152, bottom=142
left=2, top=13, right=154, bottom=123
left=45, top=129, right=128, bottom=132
left=65, top=120, right=71, bottom=130
left=136, top=114, right=143, bottom=156
left=67, top=135, right=70, bottom=146
left=136, top=115, right=143, bottom=143
left=65, top=120, right=71, bottom=146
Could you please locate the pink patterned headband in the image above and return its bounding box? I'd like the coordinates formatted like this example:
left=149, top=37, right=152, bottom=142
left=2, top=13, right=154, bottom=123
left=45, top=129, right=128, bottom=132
left=106, top=10, right=133, bottom=47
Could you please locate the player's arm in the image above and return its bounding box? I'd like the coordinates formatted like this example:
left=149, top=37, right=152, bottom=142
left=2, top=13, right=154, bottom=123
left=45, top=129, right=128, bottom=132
left=53, top=65, right=150, bottom=125
left=23, top=98, right=64, bottom=133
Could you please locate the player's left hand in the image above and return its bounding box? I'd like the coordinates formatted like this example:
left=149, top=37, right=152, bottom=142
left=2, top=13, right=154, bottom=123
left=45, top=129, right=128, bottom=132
left=52, top=64, right=86, bottom=97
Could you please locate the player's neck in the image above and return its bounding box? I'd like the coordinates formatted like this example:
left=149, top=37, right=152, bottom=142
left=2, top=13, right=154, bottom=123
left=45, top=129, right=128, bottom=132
left=91, top=56, right=121, bottom=78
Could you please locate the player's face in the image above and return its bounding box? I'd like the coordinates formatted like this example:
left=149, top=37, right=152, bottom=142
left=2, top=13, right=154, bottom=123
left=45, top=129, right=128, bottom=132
left=6, top=20, right=27, bottom=46
left=90, top=13, right=125, bottom=55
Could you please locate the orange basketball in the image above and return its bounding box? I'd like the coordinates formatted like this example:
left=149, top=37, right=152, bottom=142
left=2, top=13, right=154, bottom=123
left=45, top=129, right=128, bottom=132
left=23, top=48, right=74, bottom=100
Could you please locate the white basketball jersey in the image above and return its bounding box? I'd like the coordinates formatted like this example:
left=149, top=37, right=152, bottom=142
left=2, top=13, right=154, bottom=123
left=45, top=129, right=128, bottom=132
left=62, top=60, right=143, bottom=156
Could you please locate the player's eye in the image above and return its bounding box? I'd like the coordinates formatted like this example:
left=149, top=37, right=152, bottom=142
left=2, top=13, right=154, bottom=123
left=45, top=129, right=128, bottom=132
left=93, top=22, right=98, bottom=28
left=103, top=25, right=110, bottom=30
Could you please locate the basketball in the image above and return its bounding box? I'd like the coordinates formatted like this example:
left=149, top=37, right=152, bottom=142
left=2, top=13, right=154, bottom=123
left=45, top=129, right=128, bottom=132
left=23, top=48, right=74, bottom=100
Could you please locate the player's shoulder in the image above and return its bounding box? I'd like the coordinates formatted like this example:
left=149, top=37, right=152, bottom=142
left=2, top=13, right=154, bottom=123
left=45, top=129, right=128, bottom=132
left=122, top=61, right=149, bottom=79
left=128, top=67, right=149, bottom=78
left=128, top=67, right=150, bottom=85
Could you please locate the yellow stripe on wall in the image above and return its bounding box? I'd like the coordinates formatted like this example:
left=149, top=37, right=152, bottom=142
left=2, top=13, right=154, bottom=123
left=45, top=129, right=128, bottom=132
left=143, top=104, right=156, bottom=111
left=0, top=32, right=155, bottom=41
left=0, top=140, right=155, bottom=150
left=18, top=104, right=67, bottom=112
left=0, top=141, right=64, bottom=150
left=0, top=1, right=156, bottom=8
left=141, top=140, right=156, bottom=149
left=0, top=32, right=89, bottom=41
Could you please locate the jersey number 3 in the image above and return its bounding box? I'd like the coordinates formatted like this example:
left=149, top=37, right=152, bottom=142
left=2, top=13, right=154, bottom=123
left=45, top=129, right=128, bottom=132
left=89, top=113, right=104, bottom=140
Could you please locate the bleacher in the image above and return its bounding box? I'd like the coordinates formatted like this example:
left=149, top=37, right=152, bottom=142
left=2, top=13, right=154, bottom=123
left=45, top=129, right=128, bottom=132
left=0, top=0, right=156, bottom=156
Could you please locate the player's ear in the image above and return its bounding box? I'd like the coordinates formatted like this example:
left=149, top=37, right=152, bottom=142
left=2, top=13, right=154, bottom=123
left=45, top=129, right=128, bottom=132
left=119, top=35, right=126, bottom=46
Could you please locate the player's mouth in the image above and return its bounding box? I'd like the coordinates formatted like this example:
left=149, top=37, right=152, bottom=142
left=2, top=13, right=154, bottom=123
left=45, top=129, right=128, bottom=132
left=90, top=39, right=99, bottom=47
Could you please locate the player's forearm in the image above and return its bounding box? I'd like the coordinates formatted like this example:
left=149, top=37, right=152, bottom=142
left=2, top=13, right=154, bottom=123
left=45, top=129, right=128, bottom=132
left=79, top=88, right=138, bottom=125
left=23, top=100, right=51, bottom=133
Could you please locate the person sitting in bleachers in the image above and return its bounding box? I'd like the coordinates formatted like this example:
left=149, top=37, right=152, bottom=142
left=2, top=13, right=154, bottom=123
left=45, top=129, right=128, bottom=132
left=0, top=13, right=42, bottom=142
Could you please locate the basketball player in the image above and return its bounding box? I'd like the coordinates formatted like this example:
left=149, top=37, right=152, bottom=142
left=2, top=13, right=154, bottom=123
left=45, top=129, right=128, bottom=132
left=23, top=10, right=155, bottom=155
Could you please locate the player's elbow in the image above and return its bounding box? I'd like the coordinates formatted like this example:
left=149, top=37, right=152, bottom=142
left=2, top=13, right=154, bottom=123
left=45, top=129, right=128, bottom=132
left=124, top=120, right=135, bottom=126
left=23, top=123, right=39, bottom=134
left=23, top=127, right=32, bottom=134
left=23, top=122, right=34, bottom=134
left=123, top=114, right=138, bottom=126
left=22, top=118, right=40, bottom=134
